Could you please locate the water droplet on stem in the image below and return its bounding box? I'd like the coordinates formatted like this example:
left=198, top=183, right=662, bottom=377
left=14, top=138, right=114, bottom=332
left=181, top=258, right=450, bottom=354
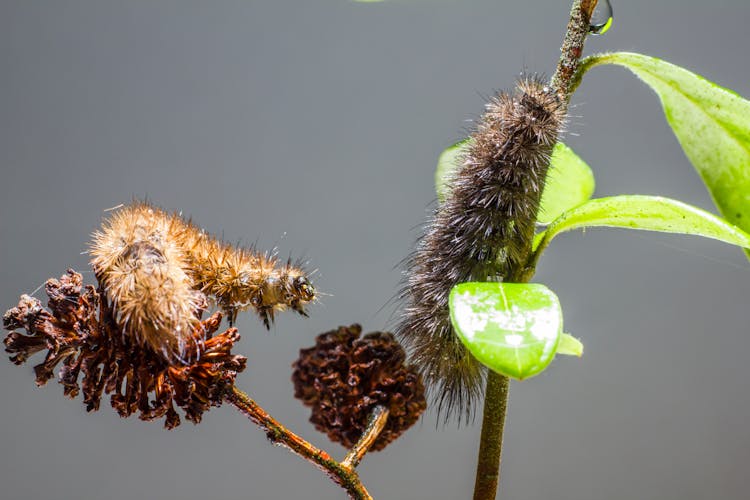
left=589, top=0, right=613, bottom=35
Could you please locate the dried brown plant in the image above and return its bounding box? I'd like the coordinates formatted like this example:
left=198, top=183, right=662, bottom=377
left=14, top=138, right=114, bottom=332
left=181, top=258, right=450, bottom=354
left=292, top=324, right=427, bottom=450
left=3, top=270, right=246, bottom=429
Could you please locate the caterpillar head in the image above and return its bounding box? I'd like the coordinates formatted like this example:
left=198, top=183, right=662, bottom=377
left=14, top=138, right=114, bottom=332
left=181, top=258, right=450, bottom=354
left=290, top=275, right=316, bottom=305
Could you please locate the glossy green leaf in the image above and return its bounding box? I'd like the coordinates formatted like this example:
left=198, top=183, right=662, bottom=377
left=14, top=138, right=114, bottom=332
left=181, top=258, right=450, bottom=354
left=538, top=143, right=596, bottom=223
left=580, top=52, right=750, bottom=253
left=534, top=195, right=750, bottom=255
left=449, top=282, right=563, bottom=380
left=435, top=140, right=595, bottom=221
left=557, top=333, right=584, bottom=357
left=435, top=138, right=471, bottom=203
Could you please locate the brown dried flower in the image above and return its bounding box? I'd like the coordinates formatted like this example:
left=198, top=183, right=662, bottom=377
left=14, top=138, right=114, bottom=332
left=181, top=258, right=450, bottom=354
left=292, top=324, right=426, bottom=451
left=3, top=270, right=247, bottom=429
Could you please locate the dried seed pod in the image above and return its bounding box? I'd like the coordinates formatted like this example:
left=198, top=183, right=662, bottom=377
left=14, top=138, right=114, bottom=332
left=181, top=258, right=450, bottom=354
left=3, top=270, right=247, bottom=429
left=292, top=324, right=426, bottom=451
left=397, top=77, right=565, bottom=422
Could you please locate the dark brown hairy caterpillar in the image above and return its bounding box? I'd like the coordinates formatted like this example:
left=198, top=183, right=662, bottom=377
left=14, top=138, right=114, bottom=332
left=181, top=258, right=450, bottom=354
left=90, top=202, right=315, bottom=361
left=396, top=77, right=565, bottom=422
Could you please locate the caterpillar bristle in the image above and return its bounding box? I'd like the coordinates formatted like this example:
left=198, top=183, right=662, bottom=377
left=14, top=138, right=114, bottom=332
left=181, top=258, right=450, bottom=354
left=89, top=202, right=316, bottom=361
left=397, top=76, right=565, bottom=422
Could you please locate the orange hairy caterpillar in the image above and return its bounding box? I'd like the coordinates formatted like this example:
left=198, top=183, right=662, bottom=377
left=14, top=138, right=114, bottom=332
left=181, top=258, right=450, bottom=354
left=90, top=202, right=316, bottom=361
left=397, top=77, right=565, bottom=422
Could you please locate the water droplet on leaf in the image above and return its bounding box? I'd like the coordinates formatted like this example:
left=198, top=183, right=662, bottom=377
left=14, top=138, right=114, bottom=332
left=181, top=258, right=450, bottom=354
left=589, top=0, right=613, bottom=35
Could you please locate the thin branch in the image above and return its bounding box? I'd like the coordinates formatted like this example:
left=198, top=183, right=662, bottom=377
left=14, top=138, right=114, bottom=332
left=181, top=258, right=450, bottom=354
left=226, top=386, right=385, bottom=500
left=551, top=0, right=599, bottom=101
left=342, top=405, right=389, bottom=471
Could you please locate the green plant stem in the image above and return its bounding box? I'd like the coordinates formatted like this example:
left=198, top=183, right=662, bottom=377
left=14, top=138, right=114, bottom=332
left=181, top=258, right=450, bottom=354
left=226, top=386, right=379, bottom=500
left=551, top=0, right=600, bottom=100
left=472, top=372, right=510, bottom=500
left=472, top=2, right=596, bottom=500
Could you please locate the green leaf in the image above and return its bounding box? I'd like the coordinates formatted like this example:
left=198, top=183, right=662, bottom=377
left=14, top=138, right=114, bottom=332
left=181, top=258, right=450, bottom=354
left=533, top=195, right=750, bottom=255
left=449, top=282, right=563, bottom=380
left=435, top=138, right=471, bottom=203
left=557, top=333, right=584, bottom=357
left=580, top=52, right=750, bottom=254
left=538, top=143, right=596, bottom=223
left=435, top=140, right=595, bottom=220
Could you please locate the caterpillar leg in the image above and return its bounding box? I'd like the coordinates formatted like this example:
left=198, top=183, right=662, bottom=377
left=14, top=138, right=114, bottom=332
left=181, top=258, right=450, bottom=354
left=291, top=301, right=309, bottom=317
left=225, top=306, right=239, bottom=327
left=257, top=305, right=275, bottom=329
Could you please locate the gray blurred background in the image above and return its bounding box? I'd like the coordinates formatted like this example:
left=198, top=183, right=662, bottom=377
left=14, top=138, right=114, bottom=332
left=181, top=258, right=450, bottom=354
left=1, top=1, right=749, bottom=499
